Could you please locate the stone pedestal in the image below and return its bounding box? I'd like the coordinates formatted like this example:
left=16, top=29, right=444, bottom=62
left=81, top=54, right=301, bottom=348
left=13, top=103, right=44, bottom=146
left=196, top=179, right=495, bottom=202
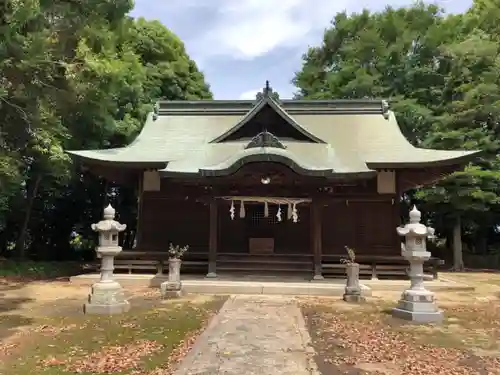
left=313, top=264, right=324, bottom=281
left=161, top=258, right=183, bottom=298
left=84, top=280, right=130, bottom=314
left=392, top=206, right=443, bottom=323
left=392, top=255, right=443, bottom=323
left=85, top=205, right=129, bottom=315
left=206, top=261, right=217, bottom=278
left=343, top=263, right=366, bottom=303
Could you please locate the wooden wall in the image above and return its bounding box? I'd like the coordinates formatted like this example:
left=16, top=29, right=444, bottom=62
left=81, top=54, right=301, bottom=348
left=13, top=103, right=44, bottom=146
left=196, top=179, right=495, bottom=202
left=322, top=199, right=400, bottom=256
left=140, top=192, right=400, bottom=257
left=140, top=193, right=209, bottom=251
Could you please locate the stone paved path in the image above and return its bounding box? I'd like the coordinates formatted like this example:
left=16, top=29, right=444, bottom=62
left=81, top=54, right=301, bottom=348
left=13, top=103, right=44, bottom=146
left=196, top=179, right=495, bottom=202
left=174, top=295, right=320, bottom=375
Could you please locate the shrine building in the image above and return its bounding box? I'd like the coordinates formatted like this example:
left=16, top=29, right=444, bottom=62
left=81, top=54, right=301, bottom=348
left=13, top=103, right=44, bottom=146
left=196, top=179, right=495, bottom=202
left=67, top=82, right=481, bottom=279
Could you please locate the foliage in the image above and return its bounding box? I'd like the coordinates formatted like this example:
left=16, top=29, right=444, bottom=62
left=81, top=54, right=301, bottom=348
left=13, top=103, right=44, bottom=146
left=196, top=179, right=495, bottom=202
left=340, top=246, right=356, bottom=265
left=0, top=260, right=83, bottom=279
left=0, top=1, right=212, bottom=260
left=168, top=243, right=189, bottom=259
left=293, top=0, right=500, bottom=259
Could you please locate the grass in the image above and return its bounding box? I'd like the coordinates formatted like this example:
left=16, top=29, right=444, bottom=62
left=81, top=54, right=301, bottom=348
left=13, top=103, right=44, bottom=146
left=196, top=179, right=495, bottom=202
left=301, top=294, right=500, bottom=375
left=1, top=293, right=226, bottom=375
left=0, top=260, right=84, bottom=280
left=443, top=271, right=500, bottom=288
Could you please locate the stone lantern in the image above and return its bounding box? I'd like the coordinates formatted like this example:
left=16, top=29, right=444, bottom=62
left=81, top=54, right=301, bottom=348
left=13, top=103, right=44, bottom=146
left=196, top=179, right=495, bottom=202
left=392, top=205, right=443, bottom=323
left=84, top=204, right=130, bottom=315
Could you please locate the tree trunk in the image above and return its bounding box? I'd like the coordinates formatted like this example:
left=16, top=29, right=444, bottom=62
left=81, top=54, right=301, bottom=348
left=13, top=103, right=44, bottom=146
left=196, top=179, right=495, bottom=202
left=452, top=215, right=464, bottom=271
left=444, top=230, right=453, bottom=263
left=14, top=173, right=42, bottom=259
left=475, top=229, right=488, bottom=255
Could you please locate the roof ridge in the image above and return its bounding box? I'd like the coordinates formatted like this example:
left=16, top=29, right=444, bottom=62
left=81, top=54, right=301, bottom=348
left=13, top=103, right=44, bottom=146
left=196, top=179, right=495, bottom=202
left=156, top=99, right=390, bottom=117
left=156, top=98, right=389, bottom=105
left=209, top=93, right=326, bottom=144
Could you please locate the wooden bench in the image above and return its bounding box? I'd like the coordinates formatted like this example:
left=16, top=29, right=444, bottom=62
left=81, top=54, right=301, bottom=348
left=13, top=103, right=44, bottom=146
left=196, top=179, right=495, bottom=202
left=180, top=260, right=209, bottom=273
left=90, top=250, right=209, bottom=275
left=322, top=263, right=372, bottom=278
left=371, top=264, right=407, bottom=279
left=427, top=258, right=444, bottom=279
left=114, top=259, right=162, bottom=274
left=320, top=255, right=444, bottom=280
left=362, top=256, right=443, bottom=280
left=371, top=262, right=443, bottom=280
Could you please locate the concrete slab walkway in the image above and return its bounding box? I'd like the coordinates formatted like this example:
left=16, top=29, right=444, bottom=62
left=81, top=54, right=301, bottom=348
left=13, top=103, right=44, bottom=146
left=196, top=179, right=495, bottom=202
left=71, top=273, right=472, bottom=294
left=174, top=295, right=320, bottom=375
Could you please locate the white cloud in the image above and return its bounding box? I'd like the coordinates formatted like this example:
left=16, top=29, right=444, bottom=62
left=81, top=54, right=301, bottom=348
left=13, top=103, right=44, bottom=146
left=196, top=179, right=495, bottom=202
left=133, top=0, right=473, bottom=64
left=190, top=0, right=347, bottom=61
left=132, top=0, right=473, bottom=98
left=238, top=89, right=260, bottom=100
left=188, top=0, right=467, bottom=62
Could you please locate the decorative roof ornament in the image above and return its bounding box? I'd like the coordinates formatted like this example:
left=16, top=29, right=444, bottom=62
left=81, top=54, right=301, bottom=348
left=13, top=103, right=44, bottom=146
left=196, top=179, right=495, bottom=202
left=152, top=102, right=160, bottom=121
left=255, top=80, right=273, bottom=101
left=263, top=80, right=272, bottom=95
left=245, top=131, right=286, bottom=149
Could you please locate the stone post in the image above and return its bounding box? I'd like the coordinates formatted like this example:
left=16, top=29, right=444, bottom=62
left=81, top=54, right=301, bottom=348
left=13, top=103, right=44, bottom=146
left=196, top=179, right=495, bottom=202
left=392, top=206, right=443, bottom=323
left=343, top=263, right=365, bottom=302
left=160, top=258, right=182, bottom=298
left=84, top=204, right=130, bottom=315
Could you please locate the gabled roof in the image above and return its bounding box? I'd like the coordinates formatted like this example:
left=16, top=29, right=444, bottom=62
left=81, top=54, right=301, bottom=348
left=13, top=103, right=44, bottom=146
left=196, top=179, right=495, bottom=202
left=210, top=82, right=324, bottom=144
left=66, top=81, right=482, bottom=177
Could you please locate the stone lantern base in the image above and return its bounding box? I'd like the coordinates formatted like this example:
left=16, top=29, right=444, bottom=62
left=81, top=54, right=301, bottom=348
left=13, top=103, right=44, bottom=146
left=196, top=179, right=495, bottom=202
left=392, top=290, right=443, bottom=323
left=84, top=280, right=130, bottom=315
left=160, top=283, right=183, bottom=298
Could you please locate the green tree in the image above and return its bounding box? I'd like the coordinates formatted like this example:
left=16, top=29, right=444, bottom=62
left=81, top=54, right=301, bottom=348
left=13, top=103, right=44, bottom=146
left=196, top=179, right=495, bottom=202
left=293, top=1, right=500, bottom=268
left=293, top=2, right=452, bottom=145
left=127, top=18, right=212, bottom=101
left=415, top=3, right=500, bottom=270
left=0, top=1, right=212, bottom=259
left=0, top=0, right=141, bottom=257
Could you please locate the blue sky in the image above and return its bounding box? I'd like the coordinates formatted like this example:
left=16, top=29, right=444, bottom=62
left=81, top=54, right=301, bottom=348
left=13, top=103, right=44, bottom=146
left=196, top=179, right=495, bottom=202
left=130, top=0, right=473, bottom=100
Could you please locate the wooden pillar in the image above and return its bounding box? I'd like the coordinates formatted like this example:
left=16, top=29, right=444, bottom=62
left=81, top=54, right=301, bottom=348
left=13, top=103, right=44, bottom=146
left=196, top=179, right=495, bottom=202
left=311, top=200, right=323, bottom=280
left=135, top=172, right=144, bottom=248
left=207, top=200, right=218, bottom=278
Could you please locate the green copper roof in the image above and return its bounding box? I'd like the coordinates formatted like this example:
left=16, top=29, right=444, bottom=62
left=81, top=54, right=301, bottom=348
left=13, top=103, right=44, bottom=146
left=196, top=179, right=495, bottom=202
left=67, top=86, right=481, bottom=176
left=158, top=141, right=375, bottom=178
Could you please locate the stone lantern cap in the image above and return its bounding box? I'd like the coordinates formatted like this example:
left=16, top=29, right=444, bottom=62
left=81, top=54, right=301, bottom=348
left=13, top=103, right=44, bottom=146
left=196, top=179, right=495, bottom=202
left=397, top=205, right=435, bottom=260
left=91, top=204, right=127, bottom=258
left=396, top=205, right=434, bottom=238
left=91, top=204, right=127, bottom=233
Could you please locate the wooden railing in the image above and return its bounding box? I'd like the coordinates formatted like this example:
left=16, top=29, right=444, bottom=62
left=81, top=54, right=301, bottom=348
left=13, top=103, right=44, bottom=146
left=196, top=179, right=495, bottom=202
left=90, top=250, right=208, bottom=274
left=88, top=250, right=443, bottom=279
left=322, top=254, right=444, bottom=280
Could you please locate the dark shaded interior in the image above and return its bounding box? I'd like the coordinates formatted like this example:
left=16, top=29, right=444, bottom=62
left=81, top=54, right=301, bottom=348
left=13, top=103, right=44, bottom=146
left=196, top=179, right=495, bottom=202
left=221, top=104, right=314, bottom=142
